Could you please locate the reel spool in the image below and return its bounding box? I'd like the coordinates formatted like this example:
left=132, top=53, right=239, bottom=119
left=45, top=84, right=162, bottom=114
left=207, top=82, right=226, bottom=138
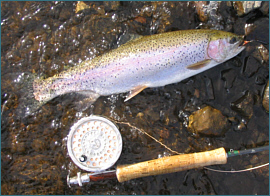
left=67, top=115, right=122, bottom=172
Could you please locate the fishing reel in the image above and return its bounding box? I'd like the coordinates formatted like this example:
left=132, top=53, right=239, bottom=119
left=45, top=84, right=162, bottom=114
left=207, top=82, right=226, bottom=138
left=66, top=115, right=122, bottom=187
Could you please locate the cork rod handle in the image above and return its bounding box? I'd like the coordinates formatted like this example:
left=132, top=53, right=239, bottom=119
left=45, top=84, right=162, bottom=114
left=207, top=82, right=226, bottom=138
left=116, top=147, right=227, bottom=182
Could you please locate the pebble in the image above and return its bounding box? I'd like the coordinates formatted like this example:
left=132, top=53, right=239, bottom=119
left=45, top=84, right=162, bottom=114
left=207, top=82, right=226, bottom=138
left=75, top=1, right=90, bottom=13
left=249, top=155, right=259, bottom=164
left=249, top=44, right=269, bottom=66
left=262, top=80, right=269, bottom=112
left=233, top=1, right=262, bottom=16
left=257, top=132, right=267, bottom=144
left=187, top=106, right=229, bottom=136
left=257, top=45, right=269, bottom=65
left=193, top=1, right=209, bottom=22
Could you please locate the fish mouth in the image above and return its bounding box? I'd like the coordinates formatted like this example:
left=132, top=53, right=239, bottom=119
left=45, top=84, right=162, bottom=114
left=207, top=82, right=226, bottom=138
left=240, top=40, right=250, bottom=46
left=239, top=35, right=246, bottom=46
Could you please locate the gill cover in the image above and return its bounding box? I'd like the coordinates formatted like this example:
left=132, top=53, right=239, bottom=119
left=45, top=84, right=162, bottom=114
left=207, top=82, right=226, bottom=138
left=207, top=33, right=245, bottom=63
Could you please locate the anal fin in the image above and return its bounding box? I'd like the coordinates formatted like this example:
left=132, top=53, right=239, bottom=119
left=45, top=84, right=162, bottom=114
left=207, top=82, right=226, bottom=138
left=124, top=85, right=147, bottom=102
left=186, top=59, right=212, bottom=70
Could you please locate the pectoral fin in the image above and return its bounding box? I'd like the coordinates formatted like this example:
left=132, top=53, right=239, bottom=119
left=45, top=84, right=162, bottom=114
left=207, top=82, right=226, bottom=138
left=186, top=59, right=212, bottom=70
left=124, top=85, right=148, bottom=102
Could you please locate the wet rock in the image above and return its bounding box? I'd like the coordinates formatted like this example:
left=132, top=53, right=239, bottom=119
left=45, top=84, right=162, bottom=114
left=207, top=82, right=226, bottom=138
left=203, top=76, right=214, bottom=100
left=250, top=154, right=259, bottom=164
left=243, top=55, right=260, bottom=78
left=262, top=81, right=269, bottom=112
left=103, top=1, right=120, bottom=12
left=144, top=107, right=160, bottom=122
left=259, top=1, right=269, bottom=16
left=235, top=120, right=247, bottom=131
left=253, top=164, right=269, bottom=179
left=187, top=136, right=214, bottom=152
left=159, top=128, right=170, bottom=139
left=9, top=154, right=64, bottom=194
left=248, top=44, right=269, bottom=66
left=231, top=91, right=254, bottom=119
left=246, top=138, right=256, bottom=148
left=254, top=64, right=269, bottom=85
left=75, top=1, right=90, bottom=13
left=195, top=1, right=225, bottom=30
left=59, top=3, right=73, bottom=22
left=131, top=142, right=143, bottom=154
left=257, top=45, right=269, bottom=65
left=188, top=106, right=229, bottom=136
left=221, top=69, right=237, bottom=89
left=245, top=17, right=269, bottom=46
left=136, top=112, right=144, bottom=119
left=10, top=141, right=26, bottom=154
left=233, top=1, right=262, bottom=16
left=193, top=1, right=209, bottom=22
left=32, top=138, right=48, bottom=152
left=139, top=2, right=173, bottom=34
left=252, top=149, right=269, bottom=179
left=257, top=132, right=268, bottom=145
left=255, top=74, right=266, bottom=85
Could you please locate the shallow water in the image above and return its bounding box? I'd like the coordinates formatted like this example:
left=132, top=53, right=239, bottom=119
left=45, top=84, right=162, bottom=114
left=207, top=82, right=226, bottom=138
left=1, top=1, right=269, bottom=195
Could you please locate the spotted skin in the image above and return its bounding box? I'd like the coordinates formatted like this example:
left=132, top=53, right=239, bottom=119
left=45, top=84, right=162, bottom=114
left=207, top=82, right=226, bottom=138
left=33, top=29, right=245, bottom=105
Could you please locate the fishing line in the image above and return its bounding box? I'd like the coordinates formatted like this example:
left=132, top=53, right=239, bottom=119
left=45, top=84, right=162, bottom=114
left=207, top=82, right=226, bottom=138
left=243, top=39, right=268, bottom=46
left=204, top=163, right=269, bottom=173
left=113, top=119, right=181, bottom=155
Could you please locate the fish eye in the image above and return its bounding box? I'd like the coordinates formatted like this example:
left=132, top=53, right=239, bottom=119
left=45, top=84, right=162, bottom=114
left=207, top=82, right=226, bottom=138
left=229, top=37, right=238, bottom=44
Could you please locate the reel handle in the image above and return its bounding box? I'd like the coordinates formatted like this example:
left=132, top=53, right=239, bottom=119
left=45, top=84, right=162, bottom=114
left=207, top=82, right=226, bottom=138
left=116, top=147, right=227, bottom=182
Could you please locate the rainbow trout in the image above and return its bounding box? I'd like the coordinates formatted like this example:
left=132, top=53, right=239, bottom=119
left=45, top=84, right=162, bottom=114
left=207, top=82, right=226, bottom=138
left=23, top=29, right=245, bottom=115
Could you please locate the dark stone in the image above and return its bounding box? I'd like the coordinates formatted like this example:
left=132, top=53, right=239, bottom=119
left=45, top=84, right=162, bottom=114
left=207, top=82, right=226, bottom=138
left=231, top=91, right=254, bottom=119
left=243, top=55, right=260, bottom=78
left=203, top=76, right=215, bottom=100
left=221, top=69, right=237, bottom=89
left=246, top=17, right=269, bottom=45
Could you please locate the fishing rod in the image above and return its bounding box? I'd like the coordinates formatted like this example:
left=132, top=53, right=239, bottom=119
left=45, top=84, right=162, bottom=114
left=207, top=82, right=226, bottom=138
left=66, top=116, right=269, bottom=187
left=67, top=145, right=268, bottom=187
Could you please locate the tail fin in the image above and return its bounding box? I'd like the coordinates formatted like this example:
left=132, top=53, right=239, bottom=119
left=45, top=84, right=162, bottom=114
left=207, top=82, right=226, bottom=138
left=13, top=72, right=46, bottom=118
left=4, top=72, right=100, bottom=119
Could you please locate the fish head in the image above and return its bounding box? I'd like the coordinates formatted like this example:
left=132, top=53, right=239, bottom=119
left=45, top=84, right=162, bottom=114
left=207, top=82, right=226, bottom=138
left=207, top=30, right=245, bottom=63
